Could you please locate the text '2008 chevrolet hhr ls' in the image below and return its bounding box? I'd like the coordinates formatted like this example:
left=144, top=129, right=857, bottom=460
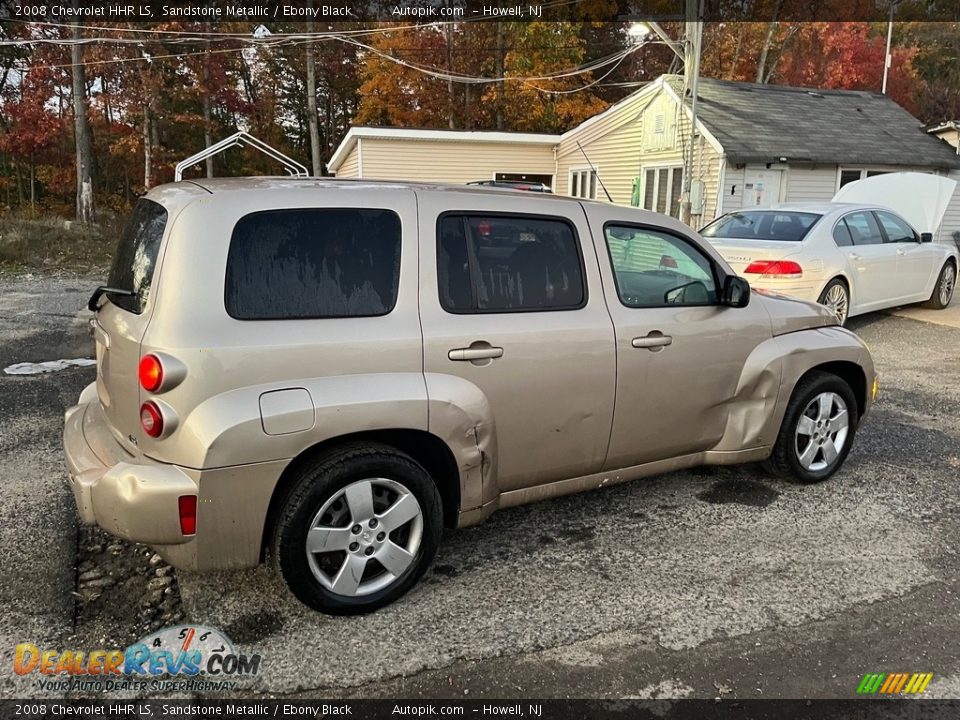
left=64, top=178, right=877, bottom=614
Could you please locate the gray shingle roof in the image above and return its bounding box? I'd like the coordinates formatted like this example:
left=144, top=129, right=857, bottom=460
left=669, top=76, right=960, bottom=169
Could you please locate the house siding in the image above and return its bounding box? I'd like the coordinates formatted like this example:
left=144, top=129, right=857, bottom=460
left=942, top=169, right=960, bottom=247
left=335, top=143, right=359, bottom=178
left=341, top=138, right=556, bottom=185
left=556, top=85, right=723, bottom=224
left=784, top=166, right=838, bottom=203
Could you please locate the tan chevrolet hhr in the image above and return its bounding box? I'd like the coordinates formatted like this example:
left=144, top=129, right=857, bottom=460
left=65, top=178, right=877, bottom=614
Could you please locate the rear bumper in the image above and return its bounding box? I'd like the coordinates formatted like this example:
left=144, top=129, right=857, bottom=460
left=63, top=384, right=287, bottom=571
left=745, top=278, right=820, bottom=304
left=64, top=399, right=198, bottom=546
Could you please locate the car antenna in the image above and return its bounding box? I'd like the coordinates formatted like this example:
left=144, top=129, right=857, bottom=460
left=576, top=141, right=613, bottom=202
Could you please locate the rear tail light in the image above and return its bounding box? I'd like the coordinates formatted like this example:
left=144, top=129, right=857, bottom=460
left=178, top=495, right=197, bottom=536
left=140, top=401, right=163, bottom=438
left=743, top=260, right=803, bottom=278
left=139, top=354, right=164, bottom=392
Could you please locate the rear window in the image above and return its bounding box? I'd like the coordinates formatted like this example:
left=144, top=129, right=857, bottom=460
left=106, top=198, right=168, bottom=314
left=225, top=208, right=401, bottom=320
left=702, top=211, right=821, bottom=242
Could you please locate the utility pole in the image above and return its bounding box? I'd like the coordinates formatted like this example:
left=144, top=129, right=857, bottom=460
left=881, top=2, right=896, bottom=94
left=305, top=7, right=322, bottom=176
left=680, top=0, right=702, bottom=225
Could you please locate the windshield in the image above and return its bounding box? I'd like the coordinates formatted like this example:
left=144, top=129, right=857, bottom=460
left=105, top=198, right=168, bottom=314
left=702, top=210, right=822, bottom=242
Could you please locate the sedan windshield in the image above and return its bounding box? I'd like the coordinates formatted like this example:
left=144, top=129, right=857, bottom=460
left=702, top=211, right=822, bottom=242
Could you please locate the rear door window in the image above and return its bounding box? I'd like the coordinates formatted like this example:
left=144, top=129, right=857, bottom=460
left=106, top=198, right=168, bottom=314
left=437, top=214, right=585, bottom=313
left=225, top=208, right=401, bottom=320
left=842, top=212, right=885, bottom=246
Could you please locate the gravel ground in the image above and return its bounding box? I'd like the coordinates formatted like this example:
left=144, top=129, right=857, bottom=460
left=1, top=273, right=959, bottom=700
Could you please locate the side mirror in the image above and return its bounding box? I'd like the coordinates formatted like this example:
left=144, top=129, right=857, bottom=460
left=721, top=275, right=750, bottom=308
left=920, top=232, right=933, bottom=243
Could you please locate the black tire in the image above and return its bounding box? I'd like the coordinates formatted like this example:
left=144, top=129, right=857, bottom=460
left=922, top=261, right=956, bottom=310
left=271, top=443, right=442, bottom=615
left=817, top=278, right=850, bottom=326
left=763, top=370, right=859, bottom=484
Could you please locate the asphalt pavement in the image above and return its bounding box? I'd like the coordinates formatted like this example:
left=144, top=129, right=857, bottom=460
left=1, top=274, right=959, bottom=699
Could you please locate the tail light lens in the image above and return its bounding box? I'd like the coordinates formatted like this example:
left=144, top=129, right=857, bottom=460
left=140, top=401, right=163, bottom=438
left=139, top=354, right=164, bottom=392
left=743, top=260, right=803, bottom=278
left=178, top=495, right=197, bottom=536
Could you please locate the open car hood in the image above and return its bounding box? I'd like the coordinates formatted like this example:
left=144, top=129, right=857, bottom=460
left=832, top=172, right=957, bottom=234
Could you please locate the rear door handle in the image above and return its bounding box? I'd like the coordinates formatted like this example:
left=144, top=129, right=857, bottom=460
left=632, top=333, right=673, bottom=350
left=848, top=253, right=861, bottom=261
left=896, top=248, right=907, bottom=255
left=448, top=346, right=504, bottom=361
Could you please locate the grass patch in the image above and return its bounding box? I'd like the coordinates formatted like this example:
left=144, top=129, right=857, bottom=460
left=0, top=213, right=121, bottom=275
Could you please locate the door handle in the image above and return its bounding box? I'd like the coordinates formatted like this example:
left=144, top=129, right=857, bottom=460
left=848, top=253, right=861, bottom=261
left=896, top=248, right=907, bottom=255
left=632, top=333, right=673, bottom=350
left=448, top=345, right=504, bottom=362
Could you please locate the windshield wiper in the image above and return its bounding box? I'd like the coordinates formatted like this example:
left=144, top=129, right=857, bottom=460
left=88, top=286, right=135, bottom=312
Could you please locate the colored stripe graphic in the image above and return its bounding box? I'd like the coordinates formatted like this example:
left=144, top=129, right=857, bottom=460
left=857, top=673, right=933, bottom=695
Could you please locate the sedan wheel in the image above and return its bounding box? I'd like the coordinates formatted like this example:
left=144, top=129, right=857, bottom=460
left=794, top=392, right=849, bottom=473
left=924, top=262, right=956, bottom=310
left=819, top=280, right=849, bottom=325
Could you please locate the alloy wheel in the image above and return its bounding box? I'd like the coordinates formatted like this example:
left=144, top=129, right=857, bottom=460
left=794, top=392, right=849, bottom=473
left=824, top=283, right=849, bottom=325
left=941, top=264, right=956, bottom=307
left=305, top=478, right=423, bottom=597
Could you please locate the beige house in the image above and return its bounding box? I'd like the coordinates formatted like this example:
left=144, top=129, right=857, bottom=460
left=329, top=75, right=960, bottom=241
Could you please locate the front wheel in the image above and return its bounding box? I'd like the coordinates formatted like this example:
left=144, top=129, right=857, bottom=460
left=923, top=261, right=956, bottom=309
left=271, top=444, right=442, bottom=615
left=763, top=371, right=859, bottom=483
left=817, top=279, right=849, bottom=326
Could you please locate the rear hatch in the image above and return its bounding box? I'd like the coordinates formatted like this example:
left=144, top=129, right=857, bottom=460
left=91, top=198, right=168, bottom=457
left=701, top=209, right=822, bottom=274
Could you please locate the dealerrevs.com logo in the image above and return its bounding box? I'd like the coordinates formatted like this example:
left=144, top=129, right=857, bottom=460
left=14, top=625, right=262, bottom=693
left=857, top=673, right=934, bottom=695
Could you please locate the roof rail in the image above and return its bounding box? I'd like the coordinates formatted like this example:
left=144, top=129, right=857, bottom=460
left=175, top=131, right=309, bottom=181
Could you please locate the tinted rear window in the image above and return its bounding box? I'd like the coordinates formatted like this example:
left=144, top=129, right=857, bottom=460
left=225, top=208, right=401, bottom=320
left=106, top=198, right=168, bottom=314
left=702, top=211, right=821, bottom=242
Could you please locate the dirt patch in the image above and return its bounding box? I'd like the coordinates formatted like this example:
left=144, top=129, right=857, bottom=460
left=696, top=479, right=780, bottom=508
left=0, top=214, right=116, bottom=276
left=68, top=527, right=185, bottom=649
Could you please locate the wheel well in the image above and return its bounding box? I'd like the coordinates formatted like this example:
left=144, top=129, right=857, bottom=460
left=260, top=429, right=461, bottom=561
left=821, top=275, right=849, bottom=298
left=801, top=361, right=866, bottom=418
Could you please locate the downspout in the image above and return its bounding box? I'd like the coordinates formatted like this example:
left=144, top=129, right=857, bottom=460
left=357, top=137, right=363, bottom=179
left=716, top=156, right=726, bottom=217
left=554, top=145, right=559, bottom=194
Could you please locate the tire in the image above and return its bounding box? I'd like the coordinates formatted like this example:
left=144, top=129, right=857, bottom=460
left=817, top=278, right=850, bottom=326
left=763, top=371, right=859, bottom=484
left=271, top=443, right=442, bottom=615
left=922, top=261, right=956, bottom=310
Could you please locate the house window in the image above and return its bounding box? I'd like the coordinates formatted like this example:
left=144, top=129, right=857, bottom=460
left=570, top=169, right=598, bottom=200
left=838, top=168, right=892, bottom=189
left=641, top=166, right=684, bottom=217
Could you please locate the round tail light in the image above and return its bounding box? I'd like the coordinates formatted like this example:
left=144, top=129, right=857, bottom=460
left=139, top=354, right=164, bottom=392
left=140, top=401, right=164, bottom=438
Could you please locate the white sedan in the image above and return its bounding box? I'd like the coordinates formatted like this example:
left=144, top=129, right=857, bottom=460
left=701, top=173, right=958, bottom=325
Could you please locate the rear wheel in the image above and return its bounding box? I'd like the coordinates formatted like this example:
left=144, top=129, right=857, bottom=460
left=923, top=261, right=956, bottom=309
left=817, top=279, right=849, bottom=326
left=763, top=371, right=859, bottom=483
left=271, top=444, right=442, bottom=614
